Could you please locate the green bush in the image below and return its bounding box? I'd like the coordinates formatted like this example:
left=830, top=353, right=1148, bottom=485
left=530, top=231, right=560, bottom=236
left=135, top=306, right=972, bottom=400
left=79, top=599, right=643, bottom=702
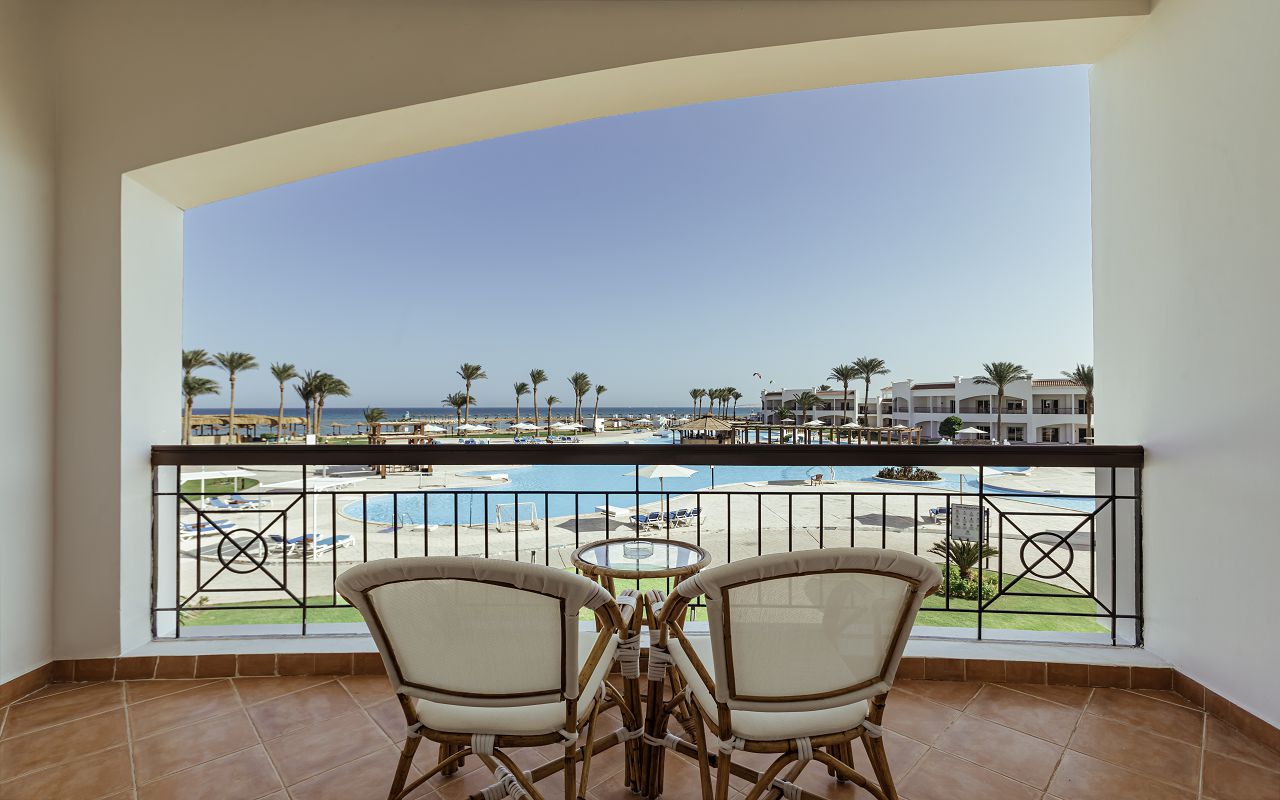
left=876, top=466, right=940, bottom=481
left=939, top=415, right=964, bottom=437
left=938, top=564, right=998, bottom=601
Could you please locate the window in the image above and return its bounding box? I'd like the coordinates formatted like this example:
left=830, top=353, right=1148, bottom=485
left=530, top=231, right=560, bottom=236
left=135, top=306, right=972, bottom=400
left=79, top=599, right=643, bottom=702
left=1040, top=427, right=1060, bottom=443
left=1007, top=426, right=1025, bottom=442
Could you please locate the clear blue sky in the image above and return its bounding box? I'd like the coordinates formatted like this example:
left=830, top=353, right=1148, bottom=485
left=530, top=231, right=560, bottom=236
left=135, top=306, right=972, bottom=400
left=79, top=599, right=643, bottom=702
left=184, top=66, right=1093, bottom=408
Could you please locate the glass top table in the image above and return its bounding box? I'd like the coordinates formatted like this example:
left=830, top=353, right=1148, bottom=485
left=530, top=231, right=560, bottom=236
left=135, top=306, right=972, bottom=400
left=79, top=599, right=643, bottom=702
left=570, top=538, right=711, bottom=588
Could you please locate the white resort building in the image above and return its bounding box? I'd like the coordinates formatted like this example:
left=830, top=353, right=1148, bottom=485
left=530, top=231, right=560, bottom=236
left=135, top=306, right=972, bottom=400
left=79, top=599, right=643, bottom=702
left=761, top=375, right=1093, bottom=443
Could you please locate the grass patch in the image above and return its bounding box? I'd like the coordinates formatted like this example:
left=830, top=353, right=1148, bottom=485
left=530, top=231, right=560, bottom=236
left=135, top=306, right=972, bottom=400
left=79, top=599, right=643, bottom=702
left=183, top=572, right=1102, bottom=633
left=180, top=477, right=260, bottom=501
left=919, top=571, right=1106, bottom=633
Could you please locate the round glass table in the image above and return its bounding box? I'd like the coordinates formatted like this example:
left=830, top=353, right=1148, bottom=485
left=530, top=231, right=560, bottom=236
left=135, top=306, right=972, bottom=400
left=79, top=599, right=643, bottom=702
left=570, top=537, right=711, bottom=594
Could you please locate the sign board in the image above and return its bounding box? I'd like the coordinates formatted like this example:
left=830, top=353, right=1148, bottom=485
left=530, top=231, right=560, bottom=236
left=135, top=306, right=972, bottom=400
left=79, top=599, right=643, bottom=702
left=951, top=503, right=984, bottom=542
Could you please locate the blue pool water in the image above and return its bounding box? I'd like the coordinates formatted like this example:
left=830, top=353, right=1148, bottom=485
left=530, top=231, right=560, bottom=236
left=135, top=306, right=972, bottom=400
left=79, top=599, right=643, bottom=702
left=342, top=463, right=1095, bottom=525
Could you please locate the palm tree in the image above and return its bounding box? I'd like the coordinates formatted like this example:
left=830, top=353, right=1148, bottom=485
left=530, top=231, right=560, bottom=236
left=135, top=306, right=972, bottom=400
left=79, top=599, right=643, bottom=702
left=592, top=384, right=607, bottom=427
left=690, top=388, right=706, bottom=414
left=513, top=382, right=531, bottom=422
left=928, top=540, right=1000, bottom=581
left=293, top=370, right=321, bottom=435
left=545, top=395, right=560, bottom=427
left=442, top=392, right=472, bottom=428
left=1062, top=364, right=1095, bottom=444
left=456, top=363, right=487, bottom=424
left=852, top=357, right=890, bottom=425
left=313, top=373, right=350, bottom=437
left=362, top=407, right=386, bottom=424
left=721, top=387, right=738, bottom=417
left=731, top=390, right=743, bottom=418
left=269, top=363, right=297, bottom=443
left=181, top=376, right=219, bottom=444
left=791, top=391, right=821, bottom=426
left=529, top=369, right=547, bottom=431
left=974, top=361, right=1033, bottom=443
left=568, top=372, right=592, bottom=422
left=213, top=352, right=258, bottom=442
left=828, top=364, right=858, bottom=423
left=181, top=349, right=215, bottom=444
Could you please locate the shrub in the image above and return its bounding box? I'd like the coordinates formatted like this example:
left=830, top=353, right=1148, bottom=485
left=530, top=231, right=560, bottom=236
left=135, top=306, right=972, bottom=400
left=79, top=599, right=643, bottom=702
left=876, top=466, right=940, bottom=481
left=937, top=564, right=998, bottom=601
left=939, top=415, right=964, bottom=437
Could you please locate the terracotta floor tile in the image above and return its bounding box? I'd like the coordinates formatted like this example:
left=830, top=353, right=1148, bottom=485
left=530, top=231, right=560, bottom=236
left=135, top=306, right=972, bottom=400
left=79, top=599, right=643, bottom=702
left=965, top=684, right=1081, bottom=745
left=132, top=709, right=259, bottom=784
left=124, top=679, right=215, bottom=705
left=366, top=696, right=409, bottom=742
left=232, top=676, right=330, bottom=708
left=0, top=707, right=128, bottom=781
left=881, top=690, right=961, bottom=745
left=1000, top=682, right=1092, bottom=710
left=1, top=682, right=124, bottom=739
left=128, top=680, right=240, bottom=739
left=1201, top=750, right=1280, bottom=800
left=136, top=745, right=282, bottom=800
left=1047, top=750, right=1195, bottom=800
left=264, top=709, right=390, bottom=785
left=12, top=682, right=90, bottom=704
left=895, top=680, right=982, bottom=710
left=286, top=746, right=431, bottom=800
left=245, top=682, right=357, bottom=740
left=337, top=675, right=393, bottom=707
left=1067, top=712, right=1201, bottom=789
left=897, top=748, right=1040, bottom=800
left=1205, top=716, right=1280, bottom=772
left=934, top=712, right=1064, bottom=789
left=1130, top=688, right=1202, bottom=709
left=0, top=744, right=133, bottom=800
left=1085, top=687, right=1203, bottom=745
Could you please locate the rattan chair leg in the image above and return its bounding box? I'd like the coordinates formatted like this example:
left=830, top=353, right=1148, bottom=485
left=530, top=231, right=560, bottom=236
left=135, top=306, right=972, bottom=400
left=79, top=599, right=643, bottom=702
left=714, top=747, right=734, bottom=800
left=387, top=734, right=421, bottom=800
left=689, top=703, right=714, bottom=800
left=742, top=753, right=798, bottom=800
left=860, top=733, right=898, bottom=800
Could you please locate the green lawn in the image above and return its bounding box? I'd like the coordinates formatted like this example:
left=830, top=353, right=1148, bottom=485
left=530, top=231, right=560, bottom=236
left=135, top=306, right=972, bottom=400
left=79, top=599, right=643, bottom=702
left=180, top=477, right=260, bottom=501
left=183, top=573, right=1103, bottom=633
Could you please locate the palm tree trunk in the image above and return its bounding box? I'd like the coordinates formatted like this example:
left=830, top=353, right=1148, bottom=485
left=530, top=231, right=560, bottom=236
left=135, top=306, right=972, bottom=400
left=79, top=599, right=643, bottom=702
left=1086, top=394, right=1093, bottom=445
left=863, top=379, right=872, bottom=425
left=228, top=376, right=237, bottom=443
left=316, top=399, right=325, bottom=438
left=532, top=388, right=539, bottom=431
left=464, top=381, right=471, bottom=424
left=593, top=396, right=600, bottom=425
left=183, top=397, right=192, bottom=445
left=995, top=390, right=1004, bottom=443
left=277, top=385, right=285, bottom=444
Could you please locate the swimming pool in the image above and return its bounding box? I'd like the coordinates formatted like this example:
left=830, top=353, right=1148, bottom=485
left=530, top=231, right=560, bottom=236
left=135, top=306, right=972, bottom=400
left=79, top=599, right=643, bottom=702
left=343, top=462, right=1095, bottom=525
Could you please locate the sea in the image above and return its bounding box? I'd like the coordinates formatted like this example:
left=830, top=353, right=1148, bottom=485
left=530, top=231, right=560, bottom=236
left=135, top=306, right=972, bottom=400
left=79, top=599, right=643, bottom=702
left=191, top=406, right=759, bottom=431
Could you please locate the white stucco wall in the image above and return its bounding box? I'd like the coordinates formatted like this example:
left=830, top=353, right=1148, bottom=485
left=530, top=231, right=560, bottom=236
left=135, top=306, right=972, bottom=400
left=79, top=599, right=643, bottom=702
left=0, top=0, right=54, bottom=684
left=1092, top=0, right=1280, bottom=725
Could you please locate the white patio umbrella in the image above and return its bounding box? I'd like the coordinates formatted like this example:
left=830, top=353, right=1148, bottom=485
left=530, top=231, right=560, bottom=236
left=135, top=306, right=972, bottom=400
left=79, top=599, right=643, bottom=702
left=550, top=422, right=576, bottom=431
left=561, top=422, right=587, bottom=429
left=420, top=424, right=447, bottom=433
left=632, top=418, right=653, bottom=426
left=624, top=464, right=697, bottom=515
left=923, top=465, right=1002, bottom=494
left=457, top=423, right=490, bottom=432
left=509, top=422, right=538, bottom=431
left=839, top=421, right=862, bottom=428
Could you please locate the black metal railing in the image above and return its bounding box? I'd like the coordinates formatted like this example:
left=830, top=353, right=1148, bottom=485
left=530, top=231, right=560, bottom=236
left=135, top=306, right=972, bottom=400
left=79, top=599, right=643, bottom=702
left=151, top=444, right=1142, bottom=645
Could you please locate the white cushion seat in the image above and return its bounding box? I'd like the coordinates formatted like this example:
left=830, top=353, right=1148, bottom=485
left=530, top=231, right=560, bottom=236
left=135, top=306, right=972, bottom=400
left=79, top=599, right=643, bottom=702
left=669, top=635, right=868, bottom=741
left=415, top=630, right=618, bottom=736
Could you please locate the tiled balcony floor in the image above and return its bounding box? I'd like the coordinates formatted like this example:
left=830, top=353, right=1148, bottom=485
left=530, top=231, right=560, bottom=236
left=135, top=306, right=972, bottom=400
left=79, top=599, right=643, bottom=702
left=1, top=676, right=1277, bottom=800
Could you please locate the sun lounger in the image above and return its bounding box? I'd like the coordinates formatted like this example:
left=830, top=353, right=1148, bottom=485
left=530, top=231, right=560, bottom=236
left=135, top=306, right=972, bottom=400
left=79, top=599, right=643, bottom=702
left=179, top=518, right=231, bottom=537
left=595, top=505, right=631, bottom=518
left=229, top=494, right=265, bottom=508
left=284, top=533, right=353, bottom=558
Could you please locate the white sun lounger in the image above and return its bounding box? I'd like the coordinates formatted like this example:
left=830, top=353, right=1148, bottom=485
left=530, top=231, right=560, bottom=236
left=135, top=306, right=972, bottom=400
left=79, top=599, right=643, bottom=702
left=594, top=505, right=631, bottom=518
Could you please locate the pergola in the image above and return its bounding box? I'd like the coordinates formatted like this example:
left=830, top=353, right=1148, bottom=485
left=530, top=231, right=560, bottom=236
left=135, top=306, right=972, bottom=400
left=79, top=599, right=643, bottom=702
left=672, top=414, right=736, bottom=445
left=735, top=422, right=923, bottom=445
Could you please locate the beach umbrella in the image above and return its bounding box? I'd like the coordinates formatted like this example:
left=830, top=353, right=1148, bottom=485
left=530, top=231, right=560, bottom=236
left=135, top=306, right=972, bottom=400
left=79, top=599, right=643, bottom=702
left=923, top=465, right=1002, bottom=494
left=956, top=427, right=986, bottom=434
left=420, top=424, right=447, bottom=433
left=509, top=422, right=538, bottom=431
left=457, top=423, right=490, bottom=432
left=624, top=464, right=697, bottom=516
left=803, top=419, right=827, bottom=427
left=632, top=418, right=653, bottom=426
left=839, top=421, right=862, bottom=429
left=550, top=422, right=576, bottom=431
